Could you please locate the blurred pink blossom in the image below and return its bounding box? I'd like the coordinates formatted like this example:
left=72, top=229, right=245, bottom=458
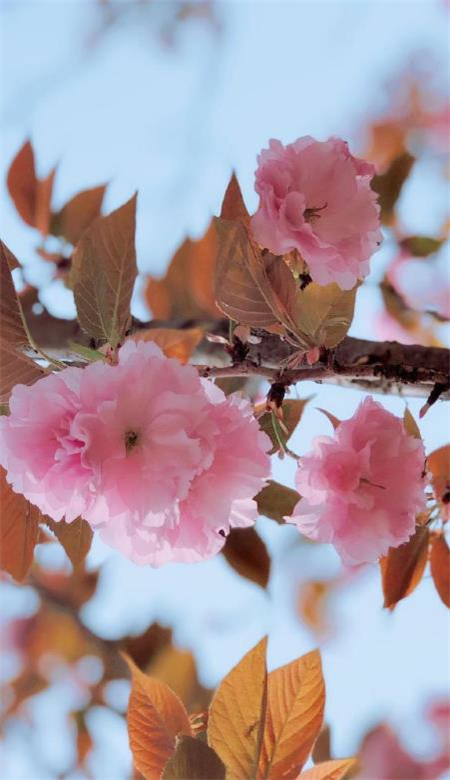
left=387, top=250, right=450, bottom=320
left=287, top=396, right=426, bottom=565
left=251, top=136, right=382, bottom=290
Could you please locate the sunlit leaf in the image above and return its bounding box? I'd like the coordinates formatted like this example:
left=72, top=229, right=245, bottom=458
left=124, top=654, right=193, bottom=780
left=427, top=445, right=450, bottom=521
left=44, top=517, right=93, bottom=569
left=222, top=527, right=271, bottom=588
left=72, top=194, right=137, bottom=347
left=371, top=152, right=415, bottom=224
left=131, top=327, right=203, bottom=363
left=298, top=757, right=356, bottom=780
left=0, top=468, right=41, bottom=581
left=429, top=534, right=450, bottom=608
left=163, top=736, right=225, bottom=780
left=258, top=649, right=325, bottom=779
left=208, top=637, right=268, bottom=779
left=259, top=399, right=309, bottom=455
left=380, top=525, right=430, bottom=608
left=52, top=185, right=107, bottom=246
left=291, top=282, right=357, bottom=349
left=0, top=241, right=45, bottom=403
left=255, top=480, right=300, bottom=523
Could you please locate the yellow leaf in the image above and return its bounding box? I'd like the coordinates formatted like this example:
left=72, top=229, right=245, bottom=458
left=208, top=637, right=268, bottom=779
left=72, top=194, right=137, bottom=347
left=0, top=468, right=41, bottom=581
left=258, top=649, right=325, bottom=779
left=298, top=758, right=356, bottom=780
left=380, top=524, right=430, bottom=609
left=430, top=534, right=450, bottom=608
left=124, top=654, right=193, bottom=780
left=132, top=327, right=203, bottom=364
left=290, top=282, right=357, bottom=349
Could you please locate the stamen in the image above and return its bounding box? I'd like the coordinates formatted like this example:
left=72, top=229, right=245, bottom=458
left=303, top=202, right=328, bottom=223
left=124, top=430, right=139, bottom=452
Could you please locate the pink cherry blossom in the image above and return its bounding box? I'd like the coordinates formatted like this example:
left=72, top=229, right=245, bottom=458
left=0, top=341, right=271, bottom=565
left=287, top=397, right=426, bottom=565
left=251, top=136, right=382, bottom=290
left=387, top=249, right=450, bottom=320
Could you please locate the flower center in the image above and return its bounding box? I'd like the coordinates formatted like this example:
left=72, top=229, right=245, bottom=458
left=124, top=429, right=140, bottom=452
left=303, top=202, right=327, bottom=223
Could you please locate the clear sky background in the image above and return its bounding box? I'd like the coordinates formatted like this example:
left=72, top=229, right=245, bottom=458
left=1, top=2, right=449, bottom=778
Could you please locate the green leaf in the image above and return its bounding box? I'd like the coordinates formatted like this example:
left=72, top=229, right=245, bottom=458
left=72, top=194, right=137, bottom=347
left=222, top=527, right=271, bottom=588
left=259, top=399, right=310, bottom=454
left=163, top=736, right=225, bottom=780
left=255, top=480, right=300, bottom=523
left=400, top=235, right=445, bottom=257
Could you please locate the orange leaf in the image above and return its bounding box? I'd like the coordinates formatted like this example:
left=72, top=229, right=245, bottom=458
left=258, top=649, right=325, bottom=779
left=403, top=407, right=421, bottom=440
left=52, top=185, right=107, bottom=246
left=124, top=654, right=193, bottom=780
left=131, top=327, right=203, bottom=363
left=430, top=534, right=450, bottom=608
left=220, top=173, right=250, bottom=224
left=427, top=445, right=450, bottom=521
left=35, top=167, right=57, bottom=236
left=298, top=758, right=356, bottom=780
left=6, top=140, right=37, bottom=227
left=380, top=524, right=430, bottom=608
left=316, top=409, right=341, bottom=431
left=44, top=517, right=93, bottom=568
left=162, top=736, right=225, bottom=780
left=0, top=468, right=41, bottom=581
left=208, top=637, right=268, bottom=779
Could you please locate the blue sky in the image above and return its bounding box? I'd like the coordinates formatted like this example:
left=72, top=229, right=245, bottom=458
left=2, top=2, right=449, bottom=778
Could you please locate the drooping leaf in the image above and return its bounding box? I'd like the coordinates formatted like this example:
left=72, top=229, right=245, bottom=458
left=162, top=736, right=225, bottom=780
left=258, top=649, right=325, bottom=779
left=6, top=140, right=56, bottom=235
left=44, top=517, right=93, bottom=569
left=255, top=480, right=300, bottom=523
left=427, top=445, right=450, bottom=520
left=0, top=241, right=45, bottom=402
left=131, top=327, right=203, bottom=364
left=400, top=235, right=445, bottom=258
left=429, top=534, right=450, bottom=608
left=72, top=194, right=137, bottom=347
left=259, top=399, right=309, bottom=455
left=222, top=527, right=271, bottom=588
left=380, top=525, right=430, bottom=609
left=124, top=654, right=193, bottom=780
left=298, top=758, right=356, bottom=780
left=52, top=185, right=107, bottom=246
left=146, top=223, right=220, bottom=321
left=371, top=152, right=415, bottom=224
left=0, top=468, right=41, bottom=581
left=220, top=173, right=250, bottom=224
left=208, top=637, right=268, bottom=779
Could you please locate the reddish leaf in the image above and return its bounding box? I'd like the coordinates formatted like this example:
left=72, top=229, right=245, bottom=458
left=298, top=758, right=356, bottom=780
left=6, top=140, right=37, bottom=227
left=52, top=185, right=107, bottom=246
left=0, top=468, right=41, bottom=581
left=222, top=527, right=271, bottom=588
left=44, top=517, right=93, bottom=568
left=380, top=525, right=430, bottom=608
left=220, top=173, right=250, bottom=223
left=162, top=736, right=225, bottom=780
left=430, top=534, right=450, bottom=608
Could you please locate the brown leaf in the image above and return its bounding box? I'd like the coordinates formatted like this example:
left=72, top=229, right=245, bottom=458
left=429, top=534, right=450, bottom=608
left=163, top=736, right=225, bottom=780
left=400, top=236, right=445, bottom=258
left=380, top=525, right=430, bottom=608
left=222, top=527, right=271, bottom=588
left=44, top=517, right=93, bottom=568
left=298, top=758, right=356, bottom=780
left=255, top=480, right=300, bottom=523
left=146, top=223, right=220, bottom=321
left=311, top=726, right=332, bottom=765
left=316, top=408, right=341, bottom=431
left=0, top=241, right=45, bottom=403
left=72, top=194, right=137, bottom=347
left=124, top=654, right=193, bottom=780
left=427, top=445, right=450, bottom=520
left=208, top=637, right=268, bottom=780
left=6, top=140, right=38, bottom=227
left=52, top=185, right=107, bottom=246
left=371, top=152, right=415, bottom=225
left=131, top=327, right=203, bottom=363
left=220, top=173, right=250, bottom=224
left=259, top=399, right=309, bottom=455
left=258, top=649, right=325, bottom=779
left=35, top=167, right=57, bottom=236
left=0, top=468, right=41, bottom=581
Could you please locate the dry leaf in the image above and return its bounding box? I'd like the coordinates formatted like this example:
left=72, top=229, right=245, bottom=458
left=380, top=524, right=430, bottom=608
left=0, top=241, right=45, bottom=403
left=222, top=527, right=271, bottom=588
left=132, top=327, right=203, bottom=363
left=72, top=194, right=137, bottom=347
left=255, top=480, right=300, bottom=523
left=429, top=534, right=450, bottom=608
left=124, top=654, right=193, bottom=780
left=298, top=758, right=356, bottom=780
left=44, top=517, right=93, bottom=568
left=258, top=649, right=325, bottom=779
left=259, top=399, right=309, bottom=455
left=427, top=445, right=450, bottom=520
left=0, top=468, right=41, bottom=581
left=162, top=736, right=225, bottom=780
left=208, top=637, right=268, bottom=779
left=52, top=185, right=107, bottom=246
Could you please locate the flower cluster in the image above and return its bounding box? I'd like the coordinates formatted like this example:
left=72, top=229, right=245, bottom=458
left=251, top=136, right=382, bottom=290
left=288, top=397, right=426, bottom=564
left=0, top=341, right=271, bottom=565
